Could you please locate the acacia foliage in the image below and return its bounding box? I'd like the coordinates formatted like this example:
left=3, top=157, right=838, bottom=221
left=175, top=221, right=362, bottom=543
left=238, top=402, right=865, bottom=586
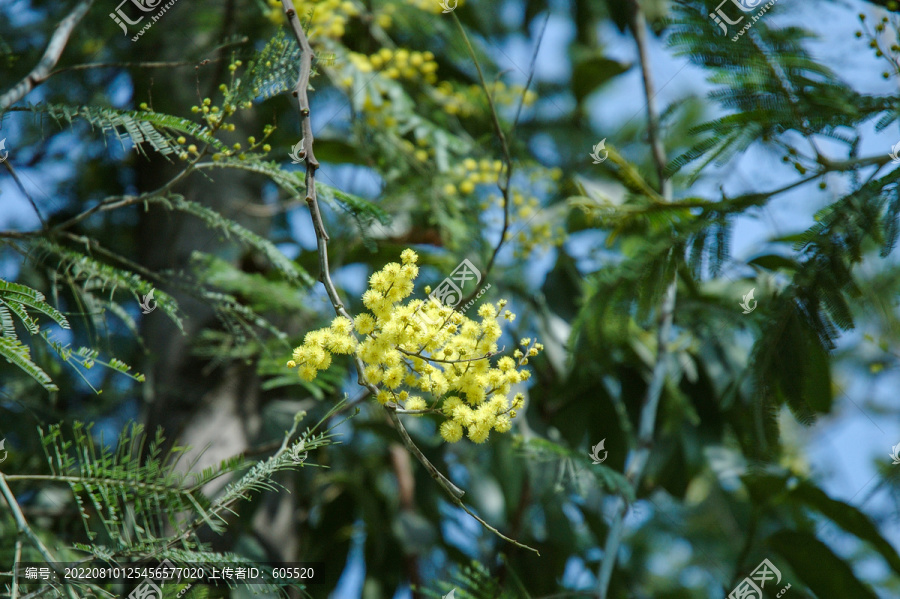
left=1, top=0, right=899, bottom=598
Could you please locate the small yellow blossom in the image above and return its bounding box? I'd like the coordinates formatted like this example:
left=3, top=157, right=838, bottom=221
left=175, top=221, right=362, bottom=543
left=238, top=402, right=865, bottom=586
left=405, top=396, right=427, bottom=411
left=355, top=313, right=376, bottom=334
left=494, top=415, right=512, bottom=433
left=440, top=420, right=464, bottom=443
left=331, top=316, right=353, bottom=335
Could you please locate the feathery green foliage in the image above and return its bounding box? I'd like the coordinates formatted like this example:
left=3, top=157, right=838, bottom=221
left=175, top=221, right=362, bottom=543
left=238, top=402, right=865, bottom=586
left=36, top=239, right=185, bottom=332
left=232, top=29, right=303, bottom=104
left=40, top=421, right=226, bottom=549
left=2, top=408, right=340, bottom=597
left=0, top=278, right=69, bottom=390
left=30, top=103, right=227, bottom=157
left=0, top=278, right=143, bottom=392
left=160, top=194, right=314, bottom=287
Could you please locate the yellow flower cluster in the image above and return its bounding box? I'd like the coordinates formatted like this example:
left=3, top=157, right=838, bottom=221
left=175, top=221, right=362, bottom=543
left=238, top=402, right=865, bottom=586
left=287, top=249, right=542, bottom=443
left=496, top=171, right=567, bottom=258
left=442, top=158, right=505, bottom=196
left=188, top=86, right=244, bottom=130
left=400, top=137, right=435, bottom=163
left=286, top=315, right=356, bottom=381
left=438, top=159, right=566, bottom=258
left=345, top=48, right=439, bottom=85
left=433, top=81, right=538, bottom=117
left=178, top=64, right=276, bottom=162
left=265, top=0, right=358, bottom=38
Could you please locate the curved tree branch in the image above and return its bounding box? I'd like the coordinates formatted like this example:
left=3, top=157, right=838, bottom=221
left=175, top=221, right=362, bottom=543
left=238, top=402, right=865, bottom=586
left=0, top=0, right=95, bottom=111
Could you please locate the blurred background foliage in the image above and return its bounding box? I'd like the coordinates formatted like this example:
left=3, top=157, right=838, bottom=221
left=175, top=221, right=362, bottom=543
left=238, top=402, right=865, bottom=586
left=2, top=0, right=900, bottom=597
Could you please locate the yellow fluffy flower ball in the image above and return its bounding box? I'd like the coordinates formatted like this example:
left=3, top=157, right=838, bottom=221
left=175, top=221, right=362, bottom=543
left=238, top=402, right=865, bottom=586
left=286, top=249, right=541, bottom=443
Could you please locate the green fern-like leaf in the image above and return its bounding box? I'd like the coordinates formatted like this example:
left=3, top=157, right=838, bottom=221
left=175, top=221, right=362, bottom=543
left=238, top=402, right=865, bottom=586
left=159, top=195, right=314, bottom=286
left=39, top=422, right=238, bottom=551
left=233, top=29, right=303, bottom=103
left=0, top=278, right=71, bottom=390
left=196, top=156, right=389, bottom=226
left=516, top=436, right=635, bottom=502
left=30, top=104, right=226, bottom=157
left=0, top=335, right=57, bottom=391
left=0, top=278, right=69, bottom=330
left=36, top=240, right=185, bottom=332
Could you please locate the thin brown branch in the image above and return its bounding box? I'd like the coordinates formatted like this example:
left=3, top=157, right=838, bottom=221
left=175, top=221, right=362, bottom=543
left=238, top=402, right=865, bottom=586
left=384, top=408, right=538, bottom=558
left=452, top=14, right=515, bottom=303
left=817, top=153, right=894, bottom=171
left=596, top=2, right=677, bottom=596
left=50, top=57, right=229, bottom=76
left=0, top=0, right=95, bottom=111
left=397, top=346, right=497, bottom=365
left=279, top=0, right=459, bottom=487
left=2, top=161, right=46, bottom=228
left=510, top=12, right=550, bottom=140
left=0, top=474, right=78, bottom=599
left=630, top=2, right=671, bottom=200
left=382, top=403, right=464, bottom=500
left=54, top=166, right=196, bottom=232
